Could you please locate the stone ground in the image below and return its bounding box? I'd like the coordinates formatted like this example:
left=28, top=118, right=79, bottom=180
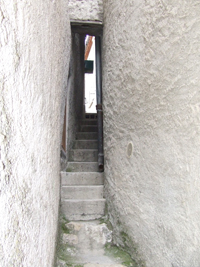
left=56, top=217, right=139, bottom=267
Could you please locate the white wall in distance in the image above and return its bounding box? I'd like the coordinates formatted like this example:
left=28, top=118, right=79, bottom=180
left=85, top=36, right=96, bottom=113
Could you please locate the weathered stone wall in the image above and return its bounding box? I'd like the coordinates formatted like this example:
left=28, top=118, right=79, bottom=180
left=103, top=1, right=200, bottom=266
left=0, top=1, right=70, bottom=266
left=69, top=0, right=103, bottom=22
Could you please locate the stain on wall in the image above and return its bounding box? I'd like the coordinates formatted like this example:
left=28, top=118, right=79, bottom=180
left=103, top=0, right=200, bottom=266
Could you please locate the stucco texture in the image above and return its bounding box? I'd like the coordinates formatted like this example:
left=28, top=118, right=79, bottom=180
left=69, top=0, right=103, bottom=22
left=0, top=1, right=70, bottom=266
left=103, top=1, right=200, bottom=266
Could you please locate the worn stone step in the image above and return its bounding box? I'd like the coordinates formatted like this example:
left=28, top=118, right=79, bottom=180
left=80, top=119, right=97, bottom=125
left=61, top=185, right=104, bottom=199
left=80, top=125, right=98, bottom=132
left=76, top=132, right=98, bottom=140
left=61, top=199, right=106, bottom=220
left=61, top=172, right=104, bottom=186
left=73, top=140, right=98, bottom=149
left=66, top=162, right=99, bottom=172
left=69, top=149, right=98, bottom=162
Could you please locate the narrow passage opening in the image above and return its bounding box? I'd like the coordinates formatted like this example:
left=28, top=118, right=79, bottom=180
left=61, top=23, right=103, bottom=169
left=84, top=35, right=96, bottom=114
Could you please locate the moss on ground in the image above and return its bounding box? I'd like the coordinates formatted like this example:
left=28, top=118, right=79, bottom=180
left=56, top=214, right=145, bottom=267
left=105, top=243, right=139, bottom=267
left=61, top=221, right=70, bottom=234
left=117, top=230, right=146, bottom=267
left=55, top=214, right=78, bottom=267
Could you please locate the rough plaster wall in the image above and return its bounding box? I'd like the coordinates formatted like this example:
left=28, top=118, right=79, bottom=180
left=0, top=1, right=70, bottom=266
left=69, top=0, right=103, bottom=22
left=103, top=1, right=200, bottom=266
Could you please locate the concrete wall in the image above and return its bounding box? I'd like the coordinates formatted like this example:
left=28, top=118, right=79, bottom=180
left=103, top=1, right=200, bottom=266
left=0, top=1, right=70, bottom=266
left=69, top=0, right=103, bottom=22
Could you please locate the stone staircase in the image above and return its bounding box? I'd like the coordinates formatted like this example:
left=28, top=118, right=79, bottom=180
left=57, top=118, right=136, bottom=267
left=61, top=118, right=106, bottom=221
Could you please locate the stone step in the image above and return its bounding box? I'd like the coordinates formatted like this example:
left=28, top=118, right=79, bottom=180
left=61, top=172, right=104, bottom=186
left=73, top=140, right=98, bottom=149
left=79, top=125, right=98, bottom=132
left=85, top=113, right=97, bottom=120
left=80, top=119, right=97, bottom=125
left=69, top=149, right=98, bottom=162
left=61, top=199, right=106, bottom=220
left=61, top=185, right=104, bottom=199
left=66, top=162, right=99, bottom=172
left=76, top=132, right=98, bottom=140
